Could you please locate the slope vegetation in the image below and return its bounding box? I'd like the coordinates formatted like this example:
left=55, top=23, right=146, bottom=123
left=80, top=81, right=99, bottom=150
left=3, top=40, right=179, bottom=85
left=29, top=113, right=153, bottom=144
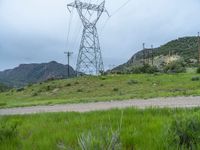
left=114, top=36, right=198, bottom=71
left=0, top=73, right=200, bottom=108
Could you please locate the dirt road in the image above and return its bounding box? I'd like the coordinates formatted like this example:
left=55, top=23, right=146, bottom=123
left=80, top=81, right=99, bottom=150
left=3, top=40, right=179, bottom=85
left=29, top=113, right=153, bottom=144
left=0, top=96, right=200, bottom=115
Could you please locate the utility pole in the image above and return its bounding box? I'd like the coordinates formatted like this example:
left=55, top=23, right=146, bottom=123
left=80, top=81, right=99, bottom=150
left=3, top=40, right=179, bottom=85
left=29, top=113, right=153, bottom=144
left=64, top=51, right=73, bottom=77
left=151, top=45, right=154, bottom=66
left=67, top=0, right=109, bottom=75
left=147, top=48, right=150, bottom=65
left=143, top=43, right=146, bottom=65
left=198, top=32, right=200, bottom=64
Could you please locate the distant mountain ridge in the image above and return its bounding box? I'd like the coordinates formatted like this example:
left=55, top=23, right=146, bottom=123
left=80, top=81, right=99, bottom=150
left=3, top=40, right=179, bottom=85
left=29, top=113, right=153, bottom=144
left=0, top=61, right=76, bottom=87
left=113, top=36, right=199, bottom=72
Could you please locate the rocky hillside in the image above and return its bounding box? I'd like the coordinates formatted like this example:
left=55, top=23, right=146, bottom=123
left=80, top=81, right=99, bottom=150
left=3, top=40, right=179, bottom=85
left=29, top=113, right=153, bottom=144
left=113, top=36, right=199, bottom=72
left=0, top=61, right=76, bottom=87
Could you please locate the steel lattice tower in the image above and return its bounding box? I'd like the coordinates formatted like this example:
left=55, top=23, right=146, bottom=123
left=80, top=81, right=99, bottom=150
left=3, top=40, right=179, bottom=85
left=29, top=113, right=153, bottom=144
left=67, top=0, right=108, bottom=75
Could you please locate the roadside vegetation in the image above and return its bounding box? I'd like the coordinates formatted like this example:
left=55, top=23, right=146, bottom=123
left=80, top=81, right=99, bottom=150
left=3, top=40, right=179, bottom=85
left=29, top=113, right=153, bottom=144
left=1, top=73, right=200, bottom=108
left=0, top=108, right=200, bottom=149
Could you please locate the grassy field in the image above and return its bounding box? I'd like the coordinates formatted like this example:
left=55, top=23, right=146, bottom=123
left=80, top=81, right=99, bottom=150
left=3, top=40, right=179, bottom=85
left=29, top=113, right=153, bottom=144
left=0, top=73, right=200, bottom=108
left=0, top=108, right=200, bottom=150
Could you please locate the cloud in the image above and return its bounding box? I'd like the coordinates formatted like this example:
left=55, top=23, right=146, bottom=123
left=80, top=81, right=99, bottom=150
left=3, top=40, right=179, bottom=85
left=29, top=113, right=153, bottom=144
left=0, top=0, right=200, bottom=71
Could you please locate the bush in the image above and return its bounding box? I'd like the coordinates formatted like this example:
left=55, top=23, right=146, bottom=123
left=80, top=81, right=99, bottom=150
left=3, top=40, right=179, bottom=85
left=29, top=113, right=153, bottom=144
left=164, top=60, right=186, bottom=73
left=77, top=89, right=83, bottom=92
left=127, top=80, right=139, bottom=85
left=0, top=120, right=19, bottom=142
left=74, top=81, right=79, bottom=85
left=78, top=112, right=123, bottom=150
left=0, top=102, right=6, bottom=107
left=100, top=77, right=107, bottom=80
left=191, top=76, right=200, bottom=81
left=113, top=88, right=119, bottom=92
left=167, top=114, right=200, bottom=149
left=128, top=64, right=159, bottom=74
left=31, top=92, right=38, bottom=97
left=78, top=129, right=121, bottom=150
left=16, top=88, right=25, bottom=92
left=100, top=84, right=104, bottom=87
left=197, top=66, right=200, bottom=73
left=66, top=83, right=71, bottom=87
left=44, top=85, right=57, bottom=91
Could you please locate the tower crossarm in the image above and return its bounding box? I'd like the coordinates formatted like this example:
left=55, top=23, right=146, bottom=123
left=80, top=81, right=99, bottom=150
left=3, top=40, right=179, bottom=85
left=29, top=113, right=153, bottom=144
left=67, top=0, right=108, bottom=14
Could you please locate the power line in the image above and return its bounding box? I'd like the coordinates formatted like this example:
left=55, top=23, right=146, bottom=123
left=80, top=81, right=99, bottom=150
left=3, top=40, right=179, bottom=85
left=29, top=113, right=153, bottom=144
left=100, top=0, right=132, bottom=34
left=110, top=0, right=132, bottom=17
left=66, top=8, right=74, bottom=51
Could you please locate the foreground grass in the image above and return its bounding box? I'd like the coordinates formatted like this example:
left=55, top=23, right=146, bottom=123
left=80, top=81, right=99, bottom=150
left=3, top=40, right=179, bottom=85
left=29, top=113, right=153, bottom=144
left=1, top=73, right=200, bottom=108
left=0, top=108, right=200, bottom=149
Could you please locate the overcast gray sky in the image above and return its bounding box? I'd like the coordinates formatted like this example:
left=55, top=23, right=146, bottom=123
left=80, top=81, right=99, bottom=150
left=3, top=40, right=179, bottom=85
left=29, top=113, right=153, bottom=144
left=0, top=0, right=200, bottom=71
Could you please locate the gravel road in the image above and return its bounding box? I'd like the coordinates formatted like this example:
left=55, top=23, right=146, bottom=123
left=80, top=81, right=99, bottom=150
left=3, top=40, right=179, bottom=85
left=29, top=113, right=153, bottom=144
left=0, top=96, right=200, bottom=116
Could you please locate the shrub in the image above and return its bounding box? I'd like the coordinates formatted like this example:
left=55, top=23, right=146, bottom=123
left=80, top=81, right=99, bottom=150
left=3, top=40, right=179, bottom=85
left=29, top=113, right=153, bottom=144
left=78, top=129, right=121, bottom=150
left=127, top=80, right=139, bottom=85
left=31, top=92, right=38, bottom=97
left=191, top=76, right=200, bottom=81
left=46, top=85, right=51, bottom=91
left=113, top=88, right=119, bottom=92
left=197, top=66, right=200, bottom=73
left=128, top=64, right=159, bottom=74
left=46, top=77, right=56, bottom=82
left=78, top=111, right=123, bottom=150
left=77, top=89, right=83, bottom=92
left=27, top=83, right=33, bottom=87
left=100, top=77, right=107, bottom=80
left=16, top=87, right=25, bottom=92
left=100, top=84, right=104, bottom=87
left=0, top=102, right=6, bottom=107
left=0, top=120, right=19, bottom=142
left=167, top=114, right=200, bottom=149
left=44, top=85, right=57, bottom=91
left=74, top=81, right=79, bottom=85
left=164, top=60, right=186, bottom=73
left=66, top=83, right=71, bottom=87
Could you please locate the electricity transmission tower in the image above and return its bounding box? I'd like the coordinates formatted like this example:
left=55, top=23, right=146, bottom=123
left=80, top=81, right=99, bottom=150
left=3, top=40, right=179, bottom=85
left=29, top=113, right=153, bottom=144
left=67, top=0, right=109, bottom=75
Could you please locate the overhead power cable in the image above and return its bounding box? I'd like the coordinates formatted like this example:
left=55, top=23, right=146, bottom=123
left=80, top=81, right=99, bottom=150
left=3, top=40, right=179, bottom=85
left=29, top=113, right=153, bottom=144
left=100, top=0, right=132, bottom=34
left=110, top=0, right=132, bottom=17
left=66, top=7, right=74, bottom=51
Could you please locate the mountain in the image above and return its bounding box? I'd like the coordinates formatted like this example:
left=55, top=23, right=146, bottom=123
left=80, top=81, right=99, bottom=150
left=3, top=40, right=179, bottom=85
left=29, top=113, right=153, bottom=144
left=113, top=36, right=199, bottom=72
left=0, top=61, right=76, bottom=87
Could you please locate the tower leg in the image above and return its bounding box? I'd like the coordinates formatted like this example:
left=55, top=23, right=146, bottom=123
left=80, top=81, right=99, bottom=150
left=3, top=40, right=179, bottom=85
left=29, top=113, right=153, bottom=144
left=76, top=25, right=104, bottom=75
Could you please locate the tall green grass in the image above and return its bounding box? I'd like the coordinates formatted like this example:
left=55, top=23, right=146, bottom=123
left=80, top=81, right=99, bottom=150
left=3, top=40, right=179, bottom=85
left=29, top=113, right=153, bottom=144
left=0, top=108, right=200, bottom=149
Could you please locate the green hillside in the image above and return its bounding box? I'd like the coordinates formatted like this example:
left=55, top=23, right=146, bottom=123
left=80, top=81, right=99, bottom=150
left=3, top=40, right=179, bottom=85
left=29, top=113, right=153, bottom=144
left=113, top=36, right=199, bottom=72
left=1, top=73, right=200, bottom=108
